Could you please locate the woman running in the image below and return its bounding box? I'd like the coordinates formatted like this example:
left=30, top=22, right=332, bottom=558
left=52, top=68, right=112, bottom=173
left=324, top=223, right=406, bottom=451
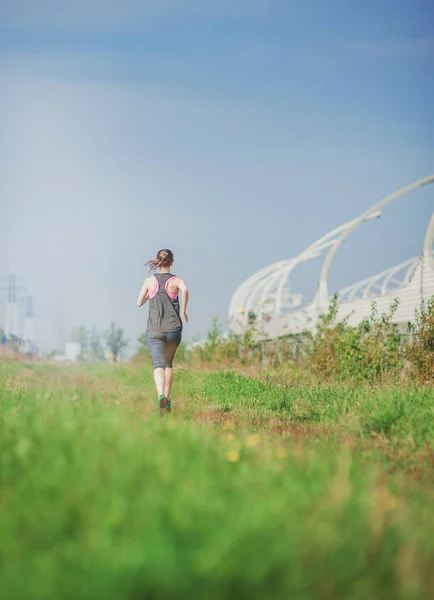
left=137, top=249, right=189, bottom=414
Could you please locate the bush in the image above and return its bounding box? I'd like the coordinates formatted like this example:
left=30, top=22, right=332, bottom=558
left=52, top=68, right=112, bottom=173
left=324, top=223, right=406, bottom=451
left=407, top=297, right=434, bottom=382
left=190, top=318, right=262, bottom=366
left=306, top=295, right=404, bottom=382
left=135, top=296, right=434, bottom=384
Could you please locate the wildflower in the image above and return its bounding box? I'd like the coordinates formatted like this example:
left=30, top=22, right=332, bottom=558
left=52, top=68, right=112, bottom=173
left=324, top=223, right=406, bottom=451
left=245, top=434, right=261, bottom=447
left=226, top=450, right=240, bottom=463
left=293, top=444, right=303, bottom=458
left=275, top=446, right=287, bottom=459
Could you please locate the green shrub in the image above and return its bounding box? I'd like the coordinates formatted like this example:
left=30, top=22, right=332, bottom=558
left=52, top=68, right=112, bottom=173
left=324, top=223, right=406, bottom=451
left=190, top=318, right=262, bottom=366
left=300, top=296, right=404, bottom=381
left=407, top=297, right=434, bottom=382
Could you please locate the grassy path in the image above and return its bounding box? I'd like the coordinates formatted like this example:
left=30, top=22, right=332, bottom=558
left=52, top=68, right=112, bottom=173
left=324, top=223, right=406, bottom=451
left=1, top=362, right=433, bottom=599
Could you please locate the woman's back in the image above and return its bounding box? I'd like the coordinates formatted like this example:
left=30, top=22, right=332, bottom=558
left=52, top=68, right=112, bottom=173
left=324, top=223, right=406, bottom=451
left=147, top=272, right=183, bottom=333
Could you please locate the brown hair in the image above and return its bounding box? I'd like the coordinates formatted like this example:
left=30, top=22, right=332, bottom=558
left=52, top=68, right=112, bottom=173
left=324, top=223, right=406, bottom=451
left=145, top=249, right=174, bottom=272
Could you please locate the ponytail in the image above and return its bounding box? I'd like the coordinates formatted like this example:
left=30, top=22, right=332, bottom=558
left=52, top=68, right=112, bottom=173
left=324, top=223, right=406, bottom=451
left=145, top=249, right=174, bottom=272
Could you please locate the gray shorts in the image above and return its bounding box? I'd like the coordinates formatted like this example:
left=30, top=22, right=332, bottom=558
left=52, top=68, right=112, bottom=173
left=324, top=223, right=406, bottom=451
left=146, top=330, right=182, bottom=369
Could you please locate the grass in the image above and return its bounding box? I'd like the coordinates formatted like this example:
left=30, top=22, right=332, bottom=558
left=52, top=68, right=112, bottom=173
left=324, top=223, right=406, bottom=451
left=0, top=361, right=433, bottom=599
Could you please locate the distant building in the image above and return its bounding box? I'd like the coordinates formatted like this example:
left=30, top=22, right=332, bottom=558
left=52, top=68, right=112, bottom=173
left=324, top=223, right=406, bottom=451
left=65, top=342, right=81, bottom=362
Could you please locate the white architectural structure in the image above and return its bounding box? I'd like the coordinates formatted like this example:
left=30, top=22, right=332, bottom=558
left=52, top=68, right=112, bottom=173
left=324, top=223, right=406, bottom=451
left=65, top=342, right=81, bottom=362
left=229, top=176, right=434, bottom=339
left=5, top=270, right=20, bottom=337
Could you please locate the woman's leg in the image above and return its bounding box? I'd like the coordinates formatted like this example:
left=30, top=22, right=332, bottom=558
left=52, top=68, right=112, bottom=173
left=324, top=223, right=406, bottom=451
left=164, top=368, right=173, bottom=399
left=153, top=368, right=165, bottom=397
left=164, top=331, right=182, bottom=400
left=147, top=333, right=166, bottom=397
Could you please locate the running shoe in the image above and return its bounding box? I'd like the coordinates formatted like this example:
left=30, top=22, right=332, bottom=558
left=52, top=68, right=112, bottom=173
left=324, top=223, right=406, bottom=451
left=158, top=394, right=171, bottom=415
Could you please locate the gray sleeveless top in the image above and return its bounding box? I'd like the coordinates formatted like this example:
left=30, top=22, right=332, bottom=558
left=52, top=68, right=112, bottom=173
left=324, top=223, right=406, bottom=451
left=147, top=273, right=183, bottom=333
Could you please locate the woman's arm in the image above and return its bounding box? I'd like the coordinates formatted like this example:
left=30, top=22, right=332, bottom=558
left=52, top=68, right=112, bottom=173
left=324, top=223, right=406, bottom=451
left=137, top=279, right=150, bottom=307
left=178, top=279, right=189, bottom=323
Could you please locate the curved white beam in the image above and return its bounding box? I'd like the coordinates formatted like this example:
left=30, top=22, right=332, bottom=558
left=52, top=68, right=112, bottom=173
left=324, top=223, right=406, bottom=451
left=229, top=259, right=288, bottom=315
left=255, top=268, right=287, bottom=314
left=380, top=258, right=417, bottom=295
left=274, top=260, right=301, bottom=313
left=424, top=213, right=434, bottom=254
left=403, top=258, right=420, bottom=286
left=316, top=176, right=434, bottom=312
left=334, top=256, right=418, bottom=301
left=229, top=211, right=381, bottom=322
left=423, top=213, right=434, bottom=275
left=382, top=261, right=408, bottom=295
left=229, top=177, right=434, bottom=337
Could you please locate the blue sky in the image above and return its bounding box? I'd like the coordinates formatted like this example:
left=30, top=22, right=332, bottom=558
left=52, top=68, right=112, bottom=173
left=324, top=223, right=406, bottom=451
left=0, top=0, right=433, bottom=352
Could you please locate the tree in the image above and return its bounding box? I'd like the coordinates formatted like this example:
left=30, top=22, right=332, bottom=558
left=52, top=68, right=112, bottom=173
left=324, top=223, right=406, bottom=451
left=90, top=327, right=104, bottom=360
left=105, top=322, right=128, bottom=362
left=137, top=333, right=147, bottom=347
left=70, top=326, right=89, bottom=360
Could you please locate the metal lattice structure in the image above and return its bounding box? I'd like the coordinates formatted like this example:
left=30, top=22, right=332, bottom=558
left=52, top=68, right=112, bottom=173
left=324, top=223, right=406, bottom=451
left=229, top=176, right=434, bottom=339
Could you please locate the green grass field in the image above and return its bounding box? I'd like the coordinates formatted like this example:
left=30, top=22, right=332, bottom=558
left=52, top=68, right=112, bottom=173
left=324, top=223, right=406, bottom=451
left=1, top=361, right=433, bottom=599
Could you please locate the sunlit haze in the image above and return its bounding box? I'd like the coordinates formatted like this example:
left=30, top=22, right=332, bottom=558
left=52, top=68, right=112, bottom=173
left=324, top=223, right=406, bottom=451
left=1, top=0, right=433, bottom=354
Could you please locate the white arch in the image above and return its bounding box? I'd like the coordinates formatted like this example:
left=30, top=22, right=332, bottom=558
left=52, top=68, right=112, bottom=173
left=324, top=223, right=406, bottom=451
left=316, top=175, right=434, bottom=312
left=336, top=257, right=420, bottom=302
left=229, top=211, right=380, bottom=329
left=229, top=176, right=434, bottom=337
left=424, top=213, right=434, bottom=255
